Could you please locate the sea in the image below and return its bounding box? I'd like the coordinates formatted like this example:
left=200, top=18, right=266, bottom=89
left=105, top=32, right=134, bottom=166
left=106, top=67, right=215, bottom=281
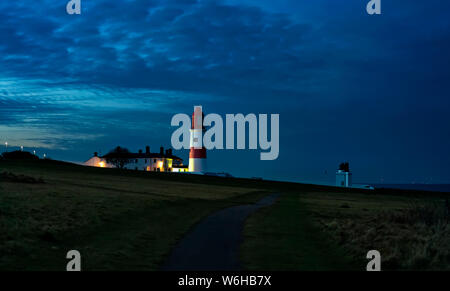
left=372, top=184, right=450, bottom=193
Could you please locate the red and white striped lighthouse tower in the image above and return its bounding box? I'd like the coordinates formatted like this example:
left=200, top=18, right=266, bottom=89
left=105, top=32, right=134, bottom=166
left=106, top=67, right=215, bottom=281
left=189, top=106, right=207, bottom=173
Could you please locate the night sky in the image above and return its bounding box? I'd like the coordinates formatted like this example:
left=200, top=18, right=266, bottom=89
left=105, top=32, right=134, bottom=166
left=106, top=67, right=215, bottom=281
left=1, top=0, right=450, bottom=184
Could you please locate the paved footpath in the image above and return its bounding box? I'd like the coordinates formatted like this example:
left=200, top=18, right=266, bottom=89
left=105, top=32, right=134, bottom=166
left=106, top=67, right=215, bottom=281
left=161, top=193, right=280, bottom=271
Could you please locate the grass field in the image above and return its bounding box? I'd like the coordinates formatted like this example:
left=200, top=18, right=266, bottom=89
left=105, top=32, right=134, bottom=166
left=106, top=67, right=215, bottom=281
left=1, top=159, right=449, bottom=271
left=0, top=159, right=266, bottom=270
left=241, top=190, right=450, bottom=270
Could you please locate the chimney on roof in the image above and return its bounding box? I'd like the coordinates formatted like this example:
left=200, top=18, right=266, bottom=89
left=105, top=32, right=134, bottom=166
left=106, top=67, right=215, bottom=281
left=94, top=152, right=98, bottom=157
left=146, top=146, right=150, bottom=154
left=139, top=149, right=143, bottom=154
left=160, top=146, right=164, bottom=155
left=168, top=149, right=172, bottom=155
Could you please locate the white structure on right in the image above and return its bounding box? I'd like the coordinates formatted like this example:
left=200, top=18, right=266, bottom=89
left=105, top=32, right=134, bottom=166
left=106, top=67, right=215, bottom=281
left=336, top=162, right=352, bottom=187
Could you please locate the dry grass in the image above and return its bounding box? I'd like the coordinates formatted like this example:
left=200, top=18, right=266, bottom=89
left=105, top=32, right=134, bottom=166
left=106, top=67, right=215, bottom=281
left=241, top=189, right=450, bottom=271
left=313, top=193, right=450, bottom=270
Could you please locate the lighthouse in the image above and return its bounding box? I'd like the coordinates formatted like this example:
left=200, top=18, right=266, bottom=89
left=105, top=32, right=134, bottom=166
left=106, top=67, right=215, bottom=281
left=336, top=162, right=352, bottom=187
left=189, top=106, right=207, bottom=173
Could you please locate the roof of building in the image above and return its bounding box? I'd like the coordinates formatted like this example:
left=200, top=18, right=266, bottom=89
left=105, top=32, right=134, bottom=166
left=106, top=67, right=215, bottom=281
left=101, top=152, right=182, bottom=161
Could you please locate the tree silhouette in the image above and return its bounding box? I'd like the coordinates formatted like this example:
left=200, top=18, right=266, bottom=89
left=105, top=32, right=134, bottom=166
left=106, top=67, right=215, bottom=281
left=104, top=146, right=131, bottom=169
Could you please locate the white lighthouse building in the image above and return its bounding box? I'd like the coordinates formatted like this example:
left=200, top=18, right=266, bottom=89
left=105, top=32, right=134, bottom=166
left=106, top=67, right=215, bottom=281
left=336, top=162, right=352, bottom=187
left=188, top=106, right=207, bottom=173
